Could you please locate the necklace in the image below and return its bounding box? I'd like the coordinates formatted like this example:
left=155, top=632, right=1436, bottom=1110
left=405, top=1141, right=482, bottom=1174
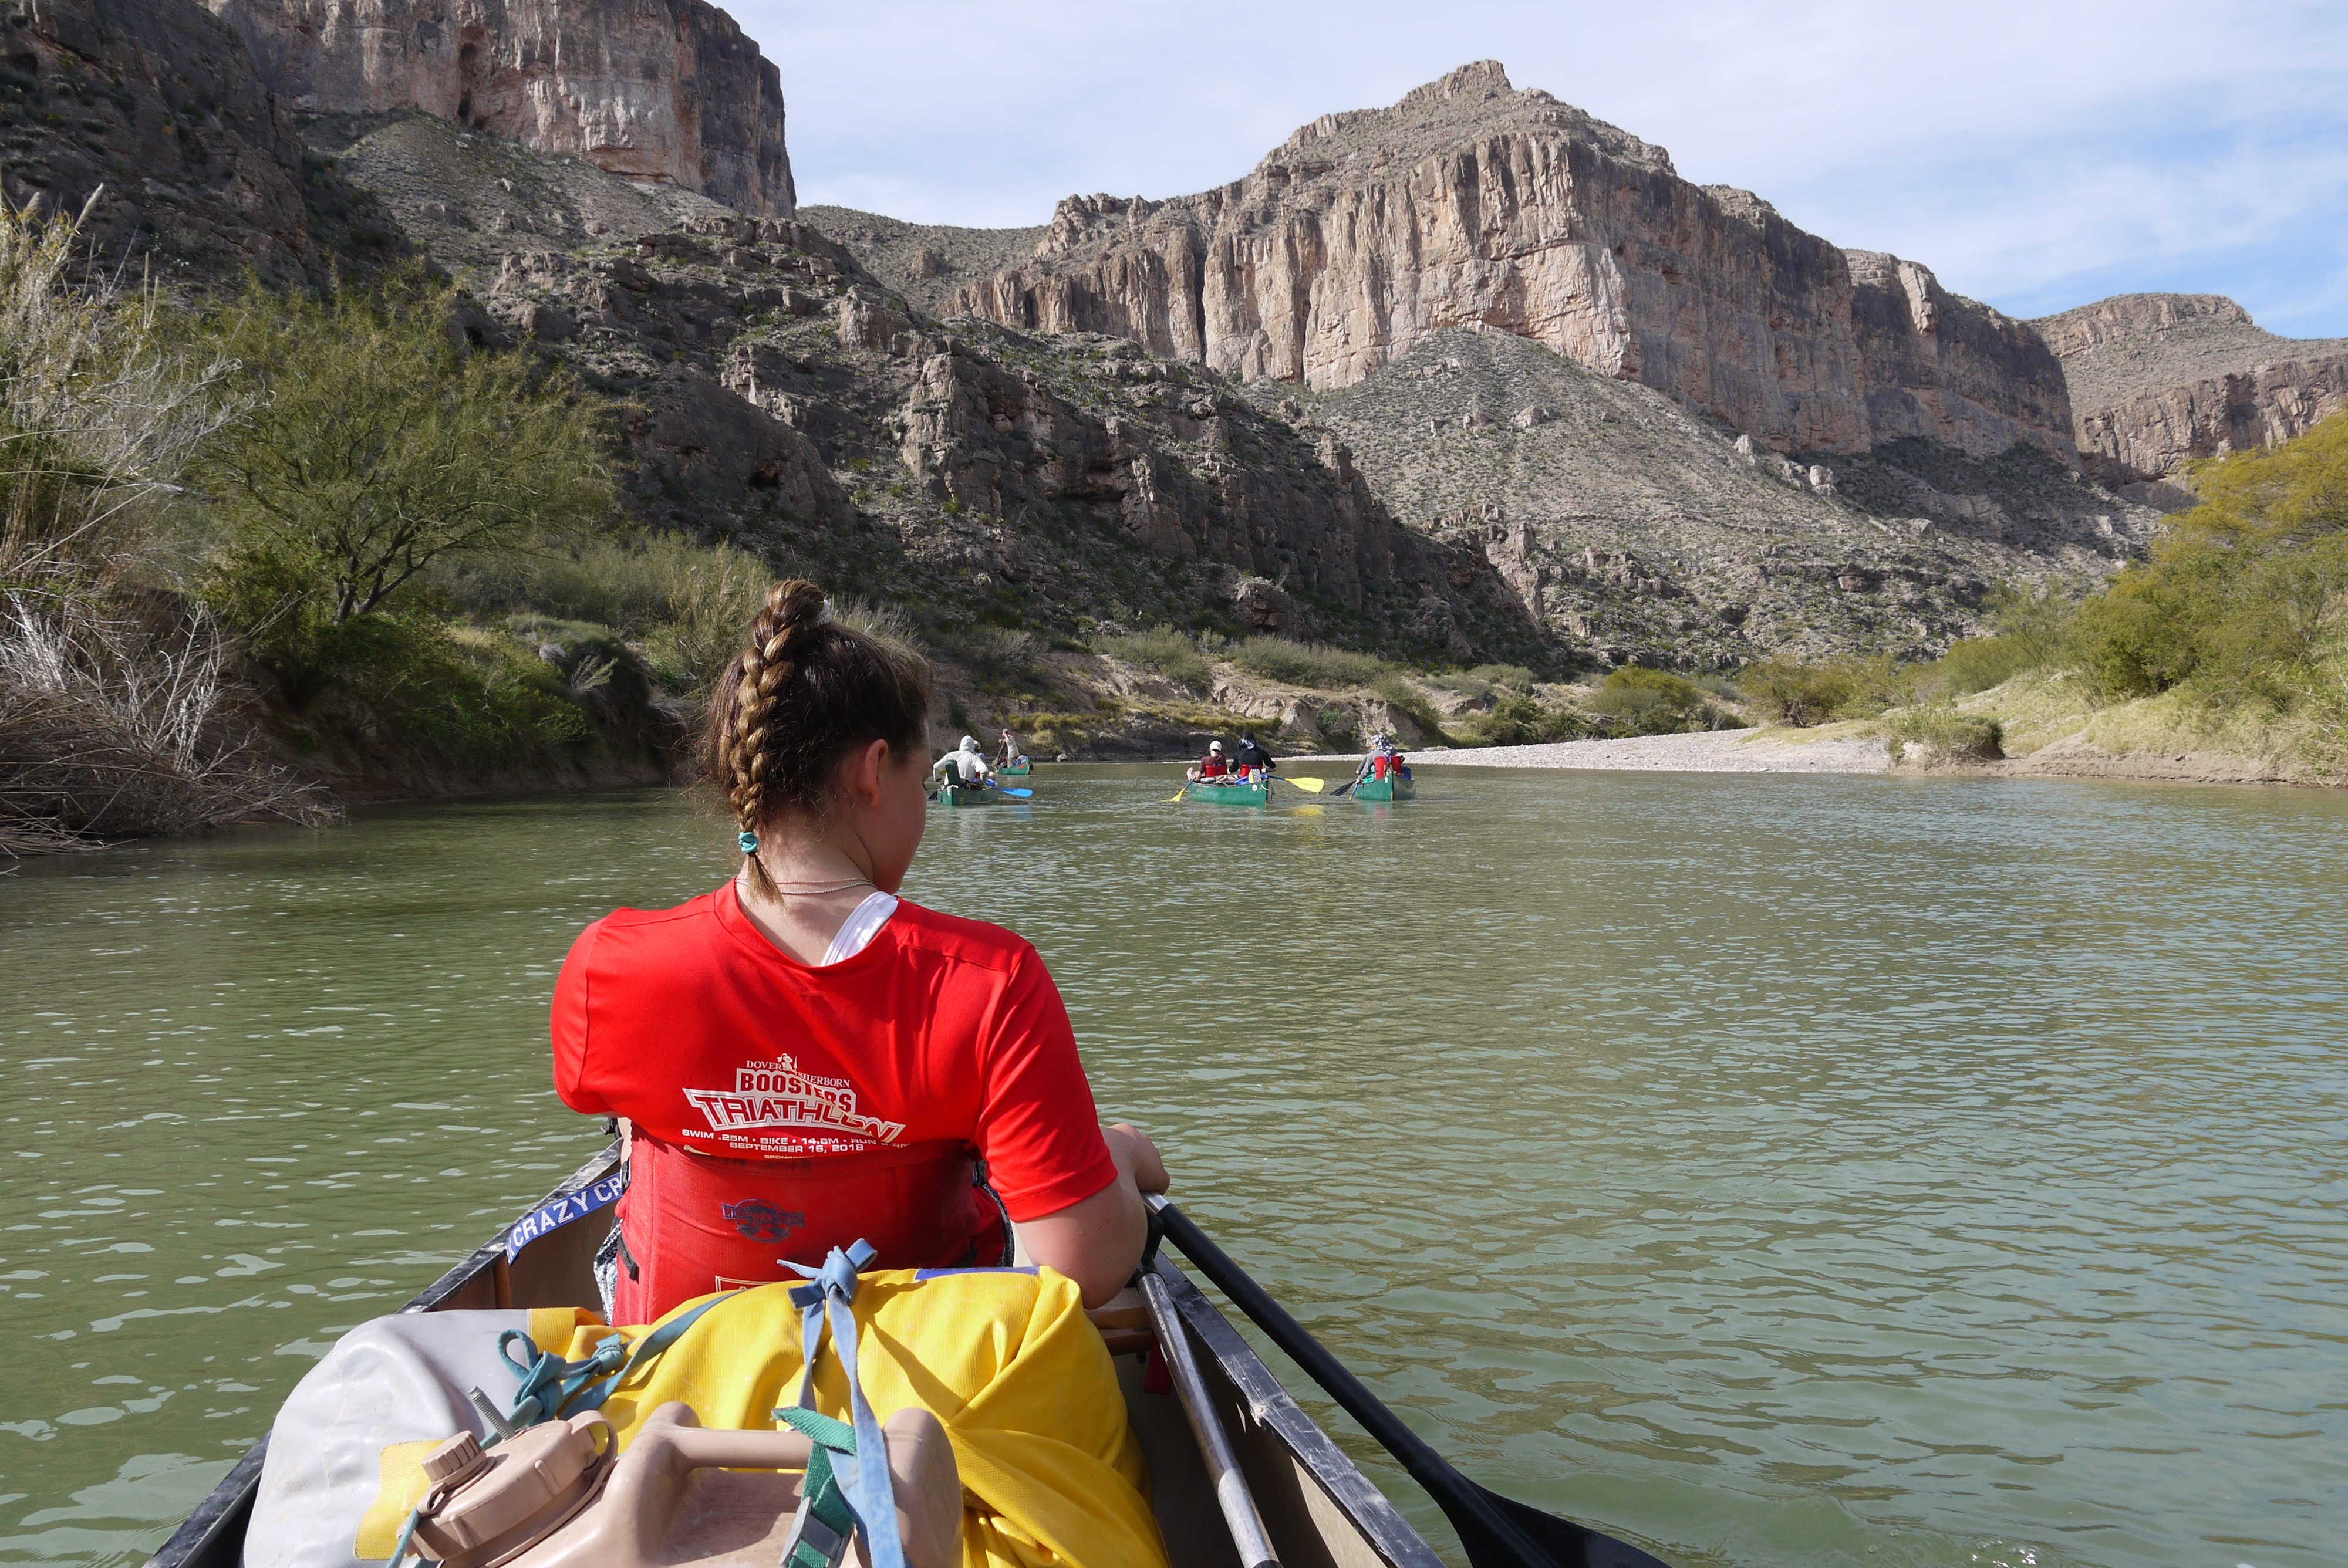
left=740, top=871, right=876, bottom=898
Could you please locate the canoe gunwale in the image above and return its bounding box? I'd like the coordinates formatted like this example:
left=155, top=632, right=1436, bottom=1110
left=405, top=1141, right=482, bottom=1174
left=1152, top=1256, right=1445, bottom=1568
left=143, top=1141, right=1439, bottom=1568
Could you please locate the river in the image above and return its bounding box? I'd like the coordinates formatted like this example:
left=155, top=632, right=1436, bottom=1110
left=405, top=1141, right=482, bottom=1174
left=2, top=766, right=2343, bottom=1568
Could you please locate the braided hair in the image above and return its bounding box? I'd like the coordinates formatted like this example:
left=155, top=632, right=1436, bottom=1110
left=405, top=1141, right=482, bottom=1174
left=704, top=579, right=931, bottom=897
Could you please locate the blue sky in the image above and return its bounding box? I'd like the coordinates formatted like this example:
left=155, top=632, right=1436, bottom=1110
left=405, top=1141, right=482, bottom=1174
left=731, top=1, right=2348, bottom=338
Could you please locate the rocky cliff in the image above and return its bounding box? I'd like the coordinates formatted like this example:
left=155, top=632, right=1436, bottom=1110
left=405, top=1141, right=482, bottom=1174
left=2033, top=293, right=2348, bottom=486
left=953, top=62, right=2073, bottom=461
left=4, top=0, right=330, bottom=286
left=203, top=0, right=793, bottom=213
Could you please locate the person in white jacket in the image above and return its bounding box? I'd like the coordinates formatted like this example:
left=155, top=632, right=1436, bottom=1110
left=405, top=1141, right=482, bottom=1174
left=930, top=734, right=993, bottom=790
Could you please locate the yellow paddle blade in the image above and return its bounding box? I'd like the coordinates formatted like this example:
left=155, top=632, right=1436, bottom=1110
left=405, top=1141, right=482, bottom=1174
left=1284, top=776, right=1326, bottom=793
left=1168, top=790, right=1188, bottom=802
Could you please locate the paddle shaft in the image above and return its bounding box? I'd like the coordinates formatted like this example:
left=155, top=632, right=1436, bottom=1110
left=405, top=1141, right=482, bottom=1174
left=1138, top=1259, right=1280, bottom=1568
left=1148, top=1198, right=1666, bottom=1568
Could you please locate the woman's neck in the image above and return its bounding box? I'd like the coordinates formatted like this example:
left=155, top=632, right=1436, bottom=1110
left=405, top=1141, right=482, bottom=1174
left=734, top=833, right=882, bottom=965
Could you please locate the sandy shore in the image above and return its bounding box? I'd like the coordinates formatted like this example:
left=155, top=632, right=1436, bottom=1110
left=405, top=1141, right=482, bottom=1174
left=1304, top=728, right=1891, bottom=775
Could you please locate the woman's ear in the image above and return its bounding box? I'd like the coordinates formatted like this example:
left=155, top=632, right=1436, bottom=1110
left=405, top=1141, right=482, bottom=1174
left=848, top=736, right=892, bottom=809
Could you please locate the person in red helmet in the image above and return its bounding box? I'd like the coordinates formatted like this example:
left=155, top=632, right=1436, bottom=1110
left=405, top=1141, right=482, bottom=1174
left=551, top=579, right=1168, bottom=1322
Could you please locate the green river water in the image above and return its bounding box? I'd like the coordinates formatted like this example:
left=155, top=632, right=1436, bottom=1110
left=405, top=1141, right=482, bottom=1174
left=2, top=765, right=2343, bottom=1568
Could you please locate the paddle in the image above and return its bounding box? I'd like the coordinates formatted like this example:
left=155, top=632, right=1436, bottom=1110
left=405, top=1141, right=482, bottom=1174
left=986, top=781, right=1034, bottom=799
left=1273, top=775, right=1326, bottom=793
left=1146, top=1197, right=1671, bottom=1568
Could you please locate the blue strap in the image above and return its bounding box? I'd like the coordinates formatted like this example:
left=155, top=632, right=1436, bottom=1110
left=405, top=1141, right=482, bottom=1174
left=779, top=1239, right=905, bottom=1568
left=495, top=1290, right=732, bottom=1430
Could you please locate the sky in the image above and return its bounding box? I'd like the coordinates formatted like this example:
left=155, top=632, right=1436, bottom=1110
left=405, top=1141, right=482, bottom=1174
left=730, top=0, right=2348, bottom=338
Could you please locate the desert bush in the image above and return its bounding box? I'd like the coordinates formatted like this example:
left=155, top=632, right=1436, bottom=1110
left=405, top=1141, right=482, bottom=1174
left=1371, top=672, right=1451, bottom=745
left=1104, top=625, right=1212, bottom=693
left=0, top=193, right=234, bottom=596
left=1740, top=657, right=1858, bottom=726
left=1230, top=635, right=1383, bottom=689
left=951, top=624, right=1045, bottom=686
left=1888, top=708, right=2006, bottom=762
left=1589, top=667, right=1726, bottom=735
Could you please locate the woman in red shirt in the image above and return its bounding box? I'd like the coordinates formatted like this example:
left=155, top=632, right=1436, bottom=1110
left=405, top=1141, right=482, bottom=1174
left=552, top=580, right=1168, bottom=1322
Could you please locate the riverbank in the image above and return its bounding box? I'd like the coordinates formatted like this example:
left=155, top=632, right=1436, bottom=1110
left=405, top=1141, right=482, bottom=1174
left=1304, top=729, right=1891, bottom=773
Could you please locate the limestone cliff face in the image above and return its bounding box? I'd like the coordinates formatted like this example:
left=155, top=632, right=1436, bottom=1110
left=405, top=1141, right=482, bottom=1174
left=957, top=62, right=2071, bottom=459
left=203, top=0, right=793, bottom=214
left=2034, top=293, right=2348, bottom=482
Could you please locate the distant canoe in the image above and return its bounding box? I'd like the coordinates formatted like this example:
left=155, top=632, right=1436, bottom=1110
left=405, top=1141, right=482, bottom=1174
left=996, top=759, right=1033, bottom=776
left=934, top=782, right=998, bottom=807
left=1186, top=778, right=1269, bottom=806
left=1349, top=772, right=1416, bottom=802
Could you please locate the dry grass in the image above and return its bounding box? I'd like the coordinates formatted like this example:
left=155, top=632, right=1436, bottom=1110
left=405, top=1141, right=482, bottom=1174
left=0, top=594, right=334, bottom=850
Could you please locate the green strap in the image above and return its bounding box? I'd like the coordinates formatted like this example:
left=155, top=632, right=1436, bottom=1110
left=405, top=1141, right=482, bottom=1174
left=776, top=1406, right=862, bottom=1568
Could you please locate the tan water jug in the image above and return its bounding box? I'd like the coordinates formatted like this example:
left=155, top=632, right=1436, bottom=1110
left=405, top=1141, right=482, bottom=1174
left=409, top=1403, right=962, bottom=1568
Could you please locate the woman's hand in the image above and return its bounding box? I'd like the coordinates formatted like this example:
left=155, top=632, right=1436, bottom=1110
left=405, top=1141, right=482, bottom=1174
left=1104, top=1121, right=1168, bottom=1193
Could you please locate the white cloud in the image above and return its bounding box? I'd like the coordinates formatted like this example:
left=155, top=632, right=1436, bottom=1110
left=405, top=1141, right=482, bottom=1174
left=731, top=0, right=2348, bottom=335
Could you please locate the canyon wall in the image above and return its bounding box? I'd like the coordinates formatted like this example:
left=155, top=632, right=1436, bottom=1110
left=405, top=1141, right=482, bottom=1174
left=12, top=0, right=322, bottom=286
left=2035, top=293, right=2348, bottom=482
left=956, top=62, right=2072, bottom=460
left=203, top=0, right=793, bottom=213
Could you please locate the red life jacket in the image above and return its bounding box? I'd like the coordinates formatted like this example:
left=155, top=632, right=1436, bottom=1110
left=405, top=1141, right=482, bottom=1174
left=1199, top=756, right=1229, bottom=777
left=610, top=1133, right=1010, bottom=1323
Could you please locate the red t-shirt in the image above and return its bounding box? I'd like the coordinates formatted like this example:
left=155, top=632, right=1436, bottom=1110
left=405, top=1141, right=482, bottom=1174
left=551, top=885, right=1119, bottom=1224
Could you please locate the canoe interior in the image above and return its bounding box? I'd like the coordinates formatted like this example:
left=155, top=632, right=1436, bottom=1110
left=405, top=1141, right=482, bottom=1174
left=146, top=1144, right=1440, bottom=1568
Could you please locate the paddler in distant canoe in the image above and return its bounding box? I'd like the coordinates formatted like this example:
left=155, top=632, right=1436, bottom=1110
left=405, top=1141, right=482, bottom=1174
left=1233, top=730, right=1277, bottom=785
left=996, top=728, right=1027, bottom=769
left=549, top=580, right=1168, bottom=1322
left=930, top=732, right=993, bottom=794
left=1186, top=739, right=1232, bottom=783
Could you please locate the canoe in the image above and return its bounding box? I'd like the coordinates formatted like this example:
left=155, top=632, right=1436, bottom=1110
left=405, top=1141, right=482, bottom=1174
left=147, top=1144, right=1444, bottom=1568
left=1185, top=778, right=1269, bottom=806
left=933, top=782, right=997, bottom=807
left=995, top=759, right=1033, bottom=776
left=1348, top=772, right=1415, bottom=802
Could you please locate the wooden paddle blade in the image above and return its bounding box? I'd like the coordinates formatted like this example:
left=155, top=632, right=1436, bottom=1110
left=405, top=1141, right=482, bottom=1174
left=1284, top=776, right=1326, bottom=793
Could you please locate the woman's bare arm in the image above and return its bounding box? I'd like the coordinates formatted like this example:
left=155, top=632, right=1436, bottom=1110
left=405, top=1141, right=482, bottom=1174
left=1014, top=1123, right=1169, bottom=1307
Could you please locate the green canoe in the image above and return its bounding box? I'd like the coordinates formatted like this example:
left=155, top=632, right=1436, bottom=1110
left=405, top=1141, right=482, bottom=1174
left=1186, top=778, right=1269, bottom=806
left=1348, top=772, right=1415, bottom=802
left=996, top=759, right=1033, bottom=776
left=933, top=782, right=998, bottom=807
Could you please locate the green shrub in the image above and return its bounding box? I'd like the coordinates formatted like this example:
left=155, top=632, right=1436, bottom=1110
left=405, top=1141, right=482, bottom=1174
left=1589, top=667, right=1725, bottom=735
left=1740, top=657, right=1858, bottom=726
left=1453, top=692, right=1598, bottom=746
left=1230, top=635, right=1383, bottom=689
left=1104, top=626, right=1212, bottom=694
left=2054, top=411, right=2348, bottom=704
left=298, top=609, right=605, bottom=768
left=194, top=271, right=614, bottom=634
left=1466, top=663, right=1537, bottom=691
left=1888, top=708, right=2005, bottom=761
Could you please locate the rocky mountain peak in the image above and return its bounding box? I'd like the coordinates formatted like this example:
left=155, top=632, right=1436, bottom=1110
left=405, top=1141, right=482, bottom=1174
left=954, top=62, right=2064, bottom=459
